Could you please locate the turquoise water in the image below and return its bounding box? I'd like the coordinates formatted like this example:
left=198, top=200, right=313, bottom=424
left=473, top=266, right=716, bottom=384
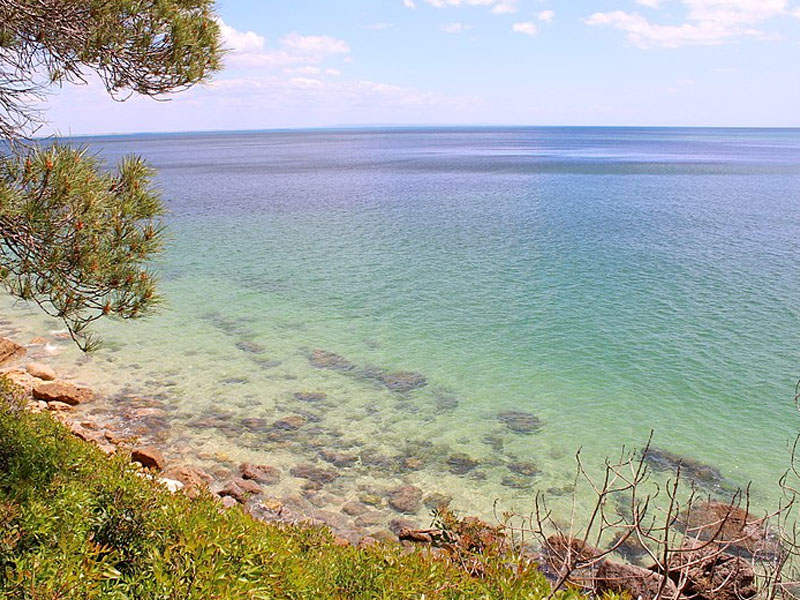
left=4, top=127, right=800, bottom=528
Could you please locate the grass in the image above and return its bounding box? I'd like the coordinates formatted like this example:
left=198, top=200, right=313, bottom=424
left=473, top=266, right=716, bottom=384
left=0, top=376, right=601, bottom=599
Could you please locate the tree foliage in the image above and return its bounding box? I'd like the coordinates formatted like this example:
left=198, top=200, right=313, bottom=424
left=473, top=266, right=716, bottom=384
left=0, top=0, right=222, bottom=350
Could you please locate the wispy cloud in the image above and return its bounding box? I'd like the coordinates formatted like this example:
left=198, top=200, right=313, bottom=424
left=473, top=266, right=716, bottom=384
left=512, top=21, right=538, bottom=36
left=587, top=0, right=796, bottom=48
left=421, top=0, right=518, bottom=14
left=538, top=10, right=555, bottom=23
left=442, top=22, right=472, bottom=33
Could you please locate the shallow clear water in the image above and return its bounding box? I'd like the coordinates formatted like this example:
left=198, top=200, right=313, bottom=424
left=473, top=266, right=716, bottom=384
left=4, top=127, right=800, bottom=530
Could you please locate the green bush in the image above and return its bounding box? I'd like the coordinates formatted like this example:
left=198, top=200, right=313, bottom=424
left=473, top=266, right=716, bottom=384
left=0, top=379, right=594, bottom=599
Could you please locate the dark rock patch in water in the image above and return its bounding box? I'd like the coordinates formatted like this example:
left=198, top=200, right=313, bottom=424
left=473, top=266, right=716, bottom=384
left=508, top=461, right=540, bottom=477
left=497, top=411, right=542, bottom=434
left=203, top=312, right=257, bottom=339
left=501, top=475, right=535, bottom=489
left=424, top=493, right=453, bottom=510
left=354, top=511, right=385, bottom=528
left=387, top=485, right=423, bottom=514
left=236, top=340, right=266, bottom=354
left=341, top=501, right=369, bottom=516
left=319, top=449, right=358, bottom=467
left=290, top=464, right=339, bottom=484
left=239, top=463, right=281, bottom=485
left=433, top=390, right=459, bottom=411
left=272, top=415, right=308, bottom=431
left=378, top=371, right=427, bottom=393
left=644, top=447, right=730, bottom=490
left=221, top=377, right=248, bottom=385
left=310, top=349, right=354, bottom=371
left=294, top=391, right=328, bottom=403
left=241, top=418, right=268, bottom=431
left=447, top=453, right=480, bottom=475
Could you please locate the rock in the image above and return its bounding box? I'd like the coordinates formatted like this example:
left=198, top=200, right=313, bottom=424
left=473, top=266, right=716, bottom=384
left=30, top=337, right=48, bottom=345
left=680, top=501, right=779, bottom=558
left=333, top=536, right=351, bottom=547
left=609, top=531, right=650, bottom=564
left=236, top=340, right=266, bottom=354
left=508, top=461, right=540, bottom=477
left=131, top=447, right=165, bottom=471
left=294, top=391, right=328, bottom=403
left=238, top=478, right=262, bottom=496
left=310, top=349, right=354, bottom=371
left=595, top=561, right=680, bottom=600
left=400, top=457, right=424, bottom=471
left=341, top=501, right=369, bottom=516
left=501, top=475, right=534, bottom=489
left=163, top=465, right=214, bottom=496
left=241, top=418, right=267, bottom=430
left=545, top=535, right=601, bottom=567
left=160, top=478, right=184, bottom=493
left=290, top=464, right=339, bottom=484
left=447, top=453, right=480, bottom=475
left=389, top=518, right=419, bottom=536
left=359, top=493, right=384, bottom=507
left=220, top=496, right=238, bottom=509
left=46, top=401, right=74, bottom=412
left=664, top=538, right=756, bottom=600
left=388, top=485, right=423, bottom=514
left=2, top=370, right=34, bottom=394
left=644, top=447, right=730, bottom=491
left=218, top=480, right=246, bottom=503
left=358, top=536, right=379, bottom=549
left=32, top=381, right=92, bottom=406
left=0, top=338, right=25, bottom=365
left=273, top=415, right=307, bottom=431
left=497, top=410, right=542, bottom=434
left=424, top=493, right=453, bottom=510
left=26, top=362, right=56, bottom=381
left=354, top=511, right=385, bottom=528
left=239, top=463, right=281, bottom=485
left=320, top=449, right=358, bottom=467
left=378, top=371, right=427, bottom=392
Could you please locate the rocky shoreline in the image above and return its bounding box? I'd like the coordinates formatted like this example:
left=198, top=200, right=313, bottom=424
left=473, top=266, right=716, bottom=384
left=0, top=335, right=448, bottom=546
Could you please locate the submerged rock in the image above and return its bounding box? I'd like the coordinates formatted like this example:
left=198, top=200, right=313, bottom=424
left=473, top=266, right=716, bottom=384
left=241, top=418, right=268, bottom=431
left=378, top=371, right=427, bottom=393
left=290, top=464, right=339, bottom=484
left=388, top=485, right=423, bottom=514
left=341, top=501, right=369, bottom=516
left=354, top=511, right=385, bottom=528
left=500, top=475, right=534, bottom=490
left=644, top=447, right=729, bottom=490
left=447, top=453, right=480, bottom=475
left=294, top=391, right=328, bottom=403
left=424, top=493, right=453, bottom=510
left=497, top=411, right=542, bottom=434
left=508, top=461, right=540, bottom=477
left=239, top=463, right=281, bottom=485
left=319, top=449, right=358, bottom=467
left=236, top=341, right=266, bottom=354
left=272, top=415, right=308, bottom=431
left=310, top=349, right=354, bottom=371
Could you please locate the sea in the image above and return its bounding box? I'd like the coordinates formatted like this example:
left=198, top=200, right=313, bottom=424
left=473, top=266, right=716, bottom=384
left=3, top=127, right=800, bottom=532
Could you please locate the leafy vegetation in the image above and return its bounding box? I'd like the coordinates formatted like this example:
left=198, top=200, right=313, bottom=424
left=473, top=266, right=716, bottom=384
left=0, top=377, right=595, bottom=599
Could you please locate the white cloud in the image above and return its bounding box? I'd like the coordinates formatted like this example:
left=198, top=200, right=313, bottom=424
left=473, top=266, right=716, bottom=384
left=512, top=21, right=538, bottom=35
left=538, top=10, right=555, bottom=23
left=284, top=66, right=321, bottom=75
left=587, top=0, right=795, bottom=47
left=636, top=0, right=663, bottom=7
left=421, top=0, right=518, bottom=13
left=325, top=68, right=342, bottom=76
left=442, top=22, right=472, bottom=33
left=403, top=0, right=416, bottom=8
left=218, top=20, right=351, bottom=69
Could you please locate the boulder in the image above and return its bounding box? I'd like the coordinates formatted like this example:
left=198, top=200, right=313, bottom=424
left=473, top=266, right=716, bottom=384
left=26, top=362, right=56, bottom=381
left=595, top=561, right=680, bottom=600
left=665, top=538, right=756, bottom=600
left=0, top=338, right=25, bottom=365
left=497, top=410, right=542, bottom=434
left=354, top=511, right=385, bottom=528
left=447, top=453, right=480, bottom=475
left=320, top=449, right=358, bottom=467
left=220, top=496, right=238, bottom=509
left=218, top=480, right=246, bottom=503
left=163, top=465, right=214, bottom=496
left=32, top=381, right=92, bottom=406
left=423, top=493, right=453, bottom=510
left=3, top=369, right=34, bottom=394
left=273, top=415, right=307, bottom=431
left=388, top=485, right=423, bottom=514
left=239, top=463, right=281, bottom=485
left=544, top=535, right=601, bottom=570
left=46, top=401, right=74, bottom=413
left=680, top=501, right=779, bottom=558
left=131, top=447, right=165, bottom=471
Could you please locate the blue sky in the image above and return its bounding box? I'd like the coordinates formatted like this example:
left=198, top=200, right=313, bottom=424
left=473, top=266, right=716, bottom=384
left=43, top=0, right=800, bottom=134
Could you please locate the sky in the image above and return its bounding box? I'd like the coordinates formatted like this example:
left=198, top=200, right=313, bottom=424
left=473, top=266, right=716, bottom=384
left=42, top=0, right=800, bottom=134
